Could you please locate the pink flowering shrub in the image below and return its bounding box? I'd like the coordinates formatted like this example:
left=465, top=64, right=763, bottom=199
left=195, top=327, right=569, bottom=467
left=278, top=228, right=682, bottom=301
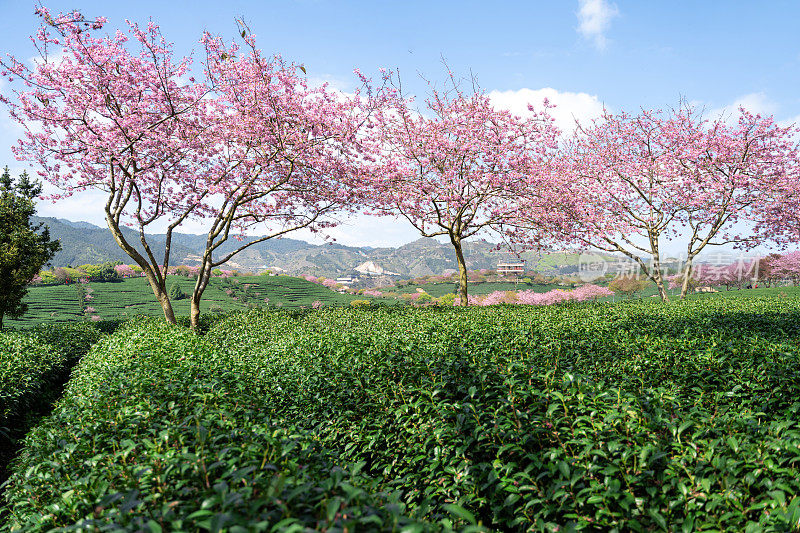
left=453, top=294, right=482, bottom=306
left=322, top=278, right=339, bottom=289
left=472, top=284, right=615, bottom=307
left=570, top=284, right=614, bottom=302
left=304, top=275, right=318, bottom=283
left=312, top=300, right=324, bottom=309
left=479, top=291, right=515, bottom=306
left=363, top=289, right=383, bottom=297
left=114, top=264, right=135, bottom=277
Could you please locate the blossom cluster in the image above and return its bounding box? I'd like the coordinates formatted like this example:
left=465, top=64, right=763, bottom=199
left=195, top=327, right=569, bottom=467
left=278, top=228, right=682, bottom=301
left=459, top=284, right=614, bottom=307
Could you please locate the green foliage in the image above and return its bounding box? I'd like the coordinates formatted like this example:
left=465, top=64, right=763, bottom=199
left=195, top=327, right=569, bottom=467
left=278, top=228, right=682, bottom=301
left=30, top=322, right=103, bottom=363
left=0, top=323, right=102, bottom=421
left=3, top=298, right=800, bottom=531
left=0, top=167, right=61, bottom=328
left=1, top=318, right=433, bottom=531
left=437, top=293, right=456, bottom=306
left=0, top=323, right=103, bottom=485
left=76, top=262, right=121, bottom=281
left=350, top=299, right=371, bottom=307
left=167, top=281, right=188, bottom=301
left=0, top=333, right=64, bottom=424
left=416, top=292, right=433, bottom=303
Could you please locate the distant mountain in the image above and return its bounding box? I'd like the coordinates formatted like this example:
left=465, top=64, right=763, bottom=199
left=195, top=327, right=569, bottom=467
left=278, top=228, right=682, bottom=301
left=54, top=218, right=101, bottom=230
left=32, top=216, right=638, bottom=278
left=33, top=217, right=198, bottom=268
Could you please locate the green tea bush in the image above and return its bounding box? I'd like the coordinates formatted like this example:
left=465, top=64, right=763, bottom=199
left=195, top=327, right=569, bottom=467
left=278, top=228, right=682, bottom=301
left=0, top=333, right=64, bottom=424
left=202, top=300, right=800, bottom=531
left=1, top=322, right=101, bottom=426
left=4, top=298, right=800, bottom=531
left=1, top=323, right=104, bottom=487
left=30, top=322, right=103, bottom=363
left=1, top=318, right=435, bottom=531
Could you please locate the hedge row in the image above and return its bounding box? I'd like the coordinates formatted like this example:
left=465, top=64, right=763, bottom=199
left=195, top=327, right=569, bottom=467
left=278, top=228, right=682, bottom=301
left=0, top=334, right=65, bottom=426
left=1, top=319, right=436, bottom=531
left=0, top=323, right=101, bottom=426
left=3, top=298, right=800, bottom=531
left=1, top=322, right=104, bottom=500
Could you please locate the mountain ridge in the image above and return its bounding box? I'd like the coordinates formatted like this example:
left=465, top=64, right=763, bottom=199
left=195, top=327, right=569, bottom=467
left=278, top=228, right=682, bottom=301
left=32, top=216, right=634, bottom=278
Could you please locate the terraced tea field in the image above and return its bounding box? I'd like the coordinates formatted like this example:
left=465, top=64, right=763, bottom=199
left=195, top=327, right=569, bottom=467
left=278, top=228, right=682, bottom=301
left=6, top=275, right=362, bottom=328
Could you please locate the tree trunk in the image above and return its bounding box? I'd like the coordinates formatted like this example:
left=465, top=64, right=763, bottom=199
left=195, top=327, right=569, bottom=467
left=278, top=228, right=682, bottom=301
left=189, top=296, right=201, bottom=332
left=644, top=230, right=669, bottom=302
left=190, top=262, right=212, bottom=331
left=649, top=258, right=669, bottom=302
left=452, top=237, right=469, bottom=306
left=105, top=214, right=177, bottom=324
left=152, top=274, right=178, bottom=324
left=679, top=256, right=695, bottom=300
left=0, top=312, right=4, bottom=330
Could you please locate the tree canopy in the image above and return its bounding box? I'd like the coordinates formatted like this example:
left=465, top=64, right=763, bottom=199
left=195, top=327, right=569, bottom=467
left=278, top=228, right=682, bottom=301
left=0, top=166, right=61, bottom=328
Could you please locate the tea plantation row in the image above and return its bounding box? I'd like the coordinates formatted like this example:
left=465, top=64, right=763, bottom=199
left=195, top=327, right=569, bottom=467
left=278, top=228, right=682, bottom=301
left=2, top=298, right=800, bottom=531
left=0, top=323, right=104, bottom=486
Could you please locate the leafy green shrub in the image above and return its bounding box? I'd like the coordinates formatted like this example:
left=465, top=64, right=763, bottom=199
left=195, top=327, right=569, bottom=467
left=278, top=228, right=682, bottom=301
left=168, top=281, right=187, bottom=301
left=1, top=323, right=103, bottom=485
left=5, top=299, right=800, bottom=531
left=0, top=333, right=64, bottom=424
left=201, top=301, right=800, bottom=530
left=416, top=292, right=433, bottom=304
left=436, top=293, right=456, bottom=306
left=0, top=318, right=436, bottom=531
left=30, top=322, right=102, bottom=363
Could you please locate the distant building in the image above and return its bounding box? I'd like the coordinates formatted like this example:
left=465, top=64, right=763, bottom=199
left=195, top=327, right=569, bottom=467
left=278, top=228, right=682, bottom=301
left=336, top=275, right=359, bottom=285
left=497, top=261, right=525, bottom=276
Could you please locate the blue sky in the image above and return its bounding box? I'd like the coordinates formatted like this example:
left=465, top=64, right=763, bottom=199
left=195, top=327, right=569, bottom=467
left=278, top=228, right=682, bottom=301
left=1, top=1, right=798, bottom=252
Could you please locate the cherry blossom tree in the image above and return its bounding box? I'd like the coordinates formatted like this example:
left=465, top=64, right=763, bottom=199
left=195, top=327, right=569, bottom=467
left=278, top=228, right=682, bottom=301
left=368, top=71, right=563, bottom=305
left=767, top=251, right=800, bottom=285
left=667, top=260, right=758, bottom=292
left=2, top=9, right=380, bottom=328
left=671, top=109, right=798, bottom=298
left=551, top=103, right=798, bottom=301
left=182, top=26, right=382, bottom=329
left=1, top=8, right=210, bottom=323
left=608, top=275, right=650, bottom=298
left=757, top=253, right=784, bottom=287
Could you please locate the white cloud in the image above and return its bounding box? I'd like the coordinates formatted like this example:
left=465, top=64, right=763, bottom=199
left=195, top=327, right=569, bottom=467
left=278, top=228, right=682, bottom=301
left=779, top=113, right=800, bottom=129
left=488, top=87, right=606, bottom=132
left=291, top=213, right=421, bottom=248
left=29, top=50, right=67, bottom=68
left=708, top=92, right=781, bottom=124
left=577, top=0, right=619, bottom=50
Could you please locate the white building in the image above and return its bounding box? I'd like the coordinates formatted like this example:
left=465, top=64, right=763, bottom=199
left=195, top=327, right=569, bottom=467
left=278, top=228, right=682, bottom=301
left=497, top=262, right=525, bottom=276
